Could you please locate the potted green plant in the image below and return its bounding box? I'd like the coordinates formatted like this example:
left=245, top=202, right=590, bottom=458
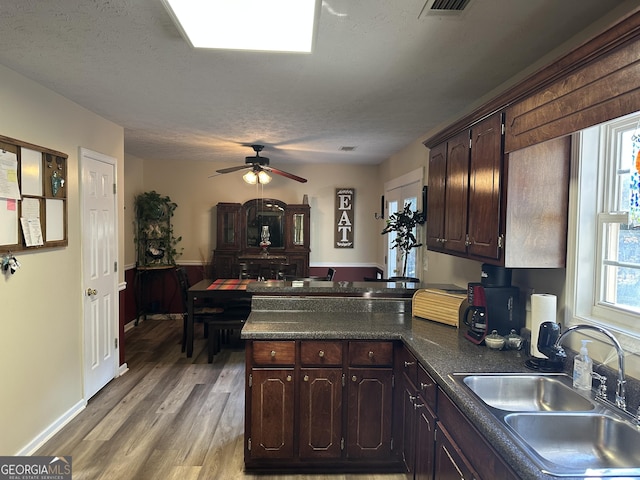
left=134, top=190, right=182, bottom=266
left=381, top=203, right=425, bottom=279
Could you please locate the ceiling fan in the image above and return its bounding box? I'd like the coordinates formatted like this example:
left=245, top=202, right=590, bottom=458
left=215, top=144, right=307, bottom=183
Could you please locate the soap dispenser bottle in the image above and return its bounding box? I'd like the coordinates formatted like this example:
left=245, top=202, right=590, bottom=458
left=573, top=340, right=593, bottom=390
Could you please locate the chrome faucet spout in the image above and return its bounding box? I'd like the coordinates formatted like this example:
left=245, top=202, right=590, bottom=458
left=555, top=324, right=626, bottom=410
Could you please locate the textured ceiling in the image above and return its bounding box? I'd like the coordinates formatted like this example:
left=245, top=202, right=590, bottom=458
left=0, top=0, right=634, bottom=167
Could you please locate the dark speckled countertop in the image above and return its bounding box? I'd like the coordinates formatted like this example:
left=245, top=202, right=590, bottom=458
left=242, top=296, right=612, bottom=480
left=246, top=279, right=421, bottom=297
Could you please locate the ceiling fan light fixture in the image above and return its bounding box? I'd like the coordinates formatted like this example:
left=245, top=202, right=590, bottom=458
left=243, top=169, right=271, bottom=184
left=162, top=0, right=318, bottom=53
left=257, top=170, right=272, bottom=184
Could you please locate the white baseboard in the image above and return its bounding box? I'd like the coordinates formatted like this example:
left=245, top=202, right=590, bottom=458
left=18, top=399, right=86, bottom=456
left=118, top=363, right=129, bottom=376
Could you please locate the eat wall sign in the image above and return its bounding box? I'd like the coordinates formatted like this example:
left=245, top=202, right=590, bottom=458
left=335, top=188, right=354, bottom=248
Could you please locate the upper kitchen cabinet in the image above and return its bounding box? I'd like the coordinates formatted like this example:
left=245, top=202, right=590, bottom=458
left=427, top=113, right=503, bottom=262
left=426, top=112, right=569, bottom=268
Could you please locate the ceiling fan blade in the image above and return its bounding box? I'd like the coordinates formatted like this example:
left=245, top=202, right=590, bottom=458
left=216, top=165, right=252, bottom=174
left=265, top=166, right=308, bottom=183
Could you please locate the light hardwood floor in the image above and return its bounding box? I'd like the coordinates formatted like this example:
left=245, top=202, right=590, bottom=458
left=36, top=316, right=405, bottom=480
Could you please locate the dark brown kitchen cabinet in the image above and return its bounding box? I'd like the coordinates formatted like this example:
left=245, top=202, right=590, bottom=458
left=467, top=113, right=503, bottom=259
left=396, top=344, right=437, bottom=480
left=434, top=423, right=477, bottom=480
left=427, top=115, right=498, bottom=259
left=245, top=339, right=399, bottom=472
left=247, top=341, right=296, bottom=460
left=249, top=368, right=295, bottom=459
left=436, top=388, right=518, bottom=480
left=346, top=367, right=393, bottom=459
left=346, top=340, right=394, bottom=460
left=299, top=367, right=343, bottom=459
left=426, top=111, right=569, bottom=268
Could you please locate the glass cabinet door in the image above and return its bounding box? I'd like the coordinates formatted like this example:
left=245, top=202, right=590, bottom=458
left=293, top=213, right=305, bottom=245
left=222, top=210, right=236, bottom=246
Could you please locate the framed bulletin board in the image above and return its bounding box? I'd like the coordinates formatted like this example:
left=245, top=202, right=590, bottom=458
left=0, top=134, right=68, bottom=252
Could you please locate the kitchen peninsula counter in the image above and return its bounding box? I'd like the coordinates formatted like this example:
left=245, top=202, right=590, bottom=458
left=246, top=279, right=420, bottom=297
left=242, top=296, right=565, bottom=480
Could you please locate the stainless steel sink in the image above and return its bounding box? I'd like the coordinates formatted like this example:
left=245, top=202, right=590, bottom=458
left=504, top=413, right=640, bottom=476
left=460, top=374, right=594, bottom=411
left=451, top=373, right=640, bottom=476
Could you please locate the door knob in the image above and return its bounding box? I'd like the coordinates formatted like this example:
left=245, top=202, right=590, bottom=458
left=86, top=288, right=97, bottom=296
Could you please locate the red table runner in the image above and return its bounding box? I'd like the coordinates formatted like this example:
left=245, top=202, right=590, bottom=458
left=207, top=278, right=255, bottom=290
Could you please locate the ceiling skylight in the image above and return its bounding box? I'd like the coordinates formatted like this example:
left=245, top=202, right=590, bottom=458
left=162, top=0, right=318, bottom=53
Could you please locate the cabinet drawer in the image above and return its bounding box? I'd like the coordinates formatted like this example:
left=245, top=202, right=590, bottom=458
left=418, top=364, right=437, bottom=411
left=252, top=341, right=296, bottom=365
left=300, top=341, right=342, bottom=366
left=348, top=341, right=393, bottom=366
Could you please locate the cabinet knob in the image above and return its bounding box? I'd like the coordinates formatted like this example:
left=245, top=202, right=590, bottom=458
left=368, top=351, right=374, bottom=358
left=286, top=375, right=292, bottom=382
left=404, top=361, right=415, bottom=368
left=318, top=350, right=324, bottom=358
left=352, top=375, right=357, bottom=382
left=420, top=382, right=433, bottom=390
left=270, top=350, right=276, bottom=357
left=303, top=375, right=309, bottom=382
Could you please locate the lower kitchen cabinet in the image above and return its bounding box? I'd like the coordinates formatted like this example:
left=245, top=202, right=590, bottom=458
left=415, top=401, right=436, bottom=480
left=434, top=422, right=477, bottom=480
left=249, top=368, right=295, bottom=459
left=346, top=367, right=393, bottom=459
left=299, top=367, right=343, bottom=459
left=436, top=387, right=519, bottom=480
left=245, top=339, right=399, bottom=471
left=396, top=343, right=437, bottom=480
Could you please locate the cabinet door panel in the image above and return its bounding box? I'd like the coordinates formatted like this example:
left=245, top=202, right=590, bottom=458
left=427, top=142, right=447, bottom=249
left=443, top=131, right=470, bottom=253
left=249, top=368, right=294, bottom=459
left=434, top=424, right=476, bottom=480
left=415, top=402, right=436, bottom=480
left=468, top=113, right=502, bottom=259
left=299, top=368, right=343, bottom=459
left=346, top=368, right=393, bottom=459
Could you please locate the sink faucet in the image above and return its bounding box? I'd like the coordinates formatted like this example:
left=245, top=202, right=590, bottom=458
left=555, top=324, right=627, bottom=410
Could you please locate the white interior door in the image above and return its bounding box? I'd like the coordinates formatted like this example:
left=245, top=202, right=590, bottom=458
left=81, top=148, right=118, bottom=399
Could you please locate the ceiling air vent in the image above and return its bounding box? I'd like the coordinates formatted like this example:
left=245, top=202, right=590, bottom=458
left=429, top=0, right=471, bottom=10
left=419, top=0, right=472, bottom=17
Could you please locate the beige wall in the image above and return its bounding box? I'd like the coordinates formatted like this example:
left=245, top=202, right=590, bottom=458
left=127, top=160, right=380, bottom=270
left=0, top=64, right=124, bottom=455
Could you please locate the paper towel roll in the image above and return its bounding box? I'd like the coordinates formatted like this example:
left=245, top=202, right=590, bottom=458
left=530, top=294, right=557, bottom=358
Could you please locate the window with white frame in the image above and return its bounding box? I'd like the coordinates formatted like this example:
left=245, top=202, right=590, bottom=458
left=569, top=111, right=640, bottom=334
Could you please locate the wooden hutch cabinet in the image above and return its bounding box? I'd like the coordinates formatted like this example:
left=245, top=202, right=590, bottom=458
left=213, top=199, right=310, bottom=279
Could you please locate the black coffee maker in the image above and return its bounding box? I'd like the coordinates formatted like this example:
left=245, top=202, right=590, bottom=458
left=463, top=264, right=524, bottom=345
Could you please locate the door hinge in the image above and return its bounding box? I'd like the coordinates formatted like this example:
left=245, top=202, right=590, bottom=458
left=340, top=438, right=344, bottom=450
left=248, top=438, right=251, bottom=451
left=342, top=373, right=345, bottom=387
left=497, top=234, right=504, bottom=249
left=469, top=137, right=472, bottom=148
left=113, top=183, right=116, bottom=194
left=248, top=373, right=252, bottom=387
left=114, top=261, right=118, bottom=273
left=115, top=338, right=118, bottom=349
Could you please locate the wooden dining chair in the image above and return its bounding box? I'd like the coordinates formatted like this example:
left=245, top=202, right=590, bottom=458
left=175, top=267, right=224, bottom=353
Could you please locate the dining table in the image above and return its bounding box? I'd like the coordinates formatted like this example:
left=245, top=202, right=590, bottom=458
left=186, top=278, right=255, bottom=357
